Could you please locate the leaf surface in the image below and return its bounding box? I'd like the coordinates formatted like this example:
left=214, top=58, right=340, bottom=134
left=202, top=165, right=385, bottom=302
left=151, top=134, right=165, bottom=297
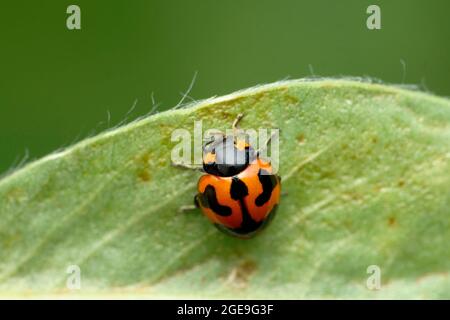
left=1, top=80, right=450, bottom=298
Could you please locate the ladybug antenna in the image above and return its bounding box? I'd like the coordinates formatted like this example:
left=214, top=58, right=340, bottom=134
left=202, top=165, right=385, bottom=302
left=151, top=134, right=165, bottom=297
left=232, top=113, right=244, bottom=135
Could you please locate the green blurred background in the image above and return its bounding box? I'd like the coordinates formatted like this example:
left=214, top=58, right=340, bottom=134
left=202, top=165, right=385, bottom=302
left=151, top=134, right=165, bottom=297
left=1, top=0, right=449, bottom=174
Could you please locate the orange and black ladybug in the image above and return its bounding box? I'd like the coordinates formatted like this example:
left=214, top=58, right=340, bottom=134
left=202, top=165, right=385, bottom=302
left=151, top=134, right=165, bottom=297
left=173, top=114, right=281, bottom=238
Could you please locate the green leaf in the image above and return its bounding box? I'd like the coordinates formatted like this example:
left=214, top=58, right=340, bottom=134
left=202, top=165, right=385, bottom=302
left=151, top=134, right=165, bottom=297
left=1, top=80, right=450, bottom=298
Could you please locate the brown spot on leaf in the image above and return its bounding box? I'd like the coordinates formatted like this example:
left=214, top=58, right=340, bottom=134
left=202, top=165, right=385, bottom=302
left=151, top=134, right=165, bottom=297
left=342, top=191, right=363, bottom=201
left=252, top=91, right=271, bottom=104
left=225, top=259, right=258, bottom=288
left=277, top=87, right=300, bottom=106
left=296, top=133, right=306, bottom=144
left=284, top=94, right=300, bottom=106
left=135, top=152, right=152, bottom=182
left=387, top=216, right=397, bottom=227
left=6, top=187, right=26, bottom=204
left=137, top=170, right=151, bottom=182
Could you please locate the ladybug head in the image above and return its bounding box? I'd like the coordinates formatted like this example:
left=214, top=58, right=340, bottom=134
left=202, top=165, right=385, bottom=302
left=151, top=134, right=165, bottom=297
left=202, top=135, right=256, bottom=177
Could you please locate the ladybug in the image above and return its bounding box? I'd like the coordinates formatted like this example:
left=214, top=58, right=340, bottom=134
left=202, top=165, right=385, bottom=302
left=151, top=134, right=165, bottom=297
left=173, top=114, right=281, bottom=238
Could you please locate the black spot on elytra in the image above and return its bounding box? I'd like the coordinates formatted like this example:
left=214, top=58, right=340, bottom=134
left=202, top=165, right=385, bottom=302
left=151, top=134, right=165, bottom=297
left=230, top=177, right=249, bottom=200
left=214, top=204, right=278, bottom=239
left=200, top=185, right=232, bottom=216
left=233, top=201, right=262, bottom=235
left=227, top=176, right=266, bottom=236
left=255, top=169, right=278, bottom=207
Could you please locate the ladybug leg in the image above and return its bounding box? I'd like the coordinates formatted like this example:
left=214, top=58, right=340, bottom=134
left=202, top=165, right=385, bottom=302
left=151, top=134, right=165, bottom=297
left=204, top=129, right=225, bottom=143
left=178, top=204, right=197, bottom=213
left=205, top=129, right=225, bottom=136
left=171, top=161, right=204, bottom=172
left=178, top=195, right=200, bottom=213
left=257, top=131, right=279, bottom=157
left=277, top=175, right=288, bottom=196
